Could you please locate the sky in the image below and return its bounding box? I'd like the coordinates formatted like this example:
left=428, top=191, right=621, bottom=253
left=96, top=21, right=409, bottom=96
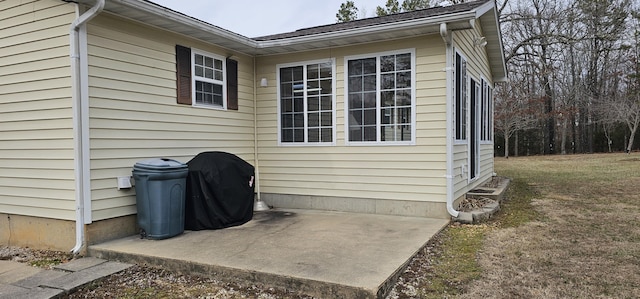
left=150, top=0, right=384, bottom=38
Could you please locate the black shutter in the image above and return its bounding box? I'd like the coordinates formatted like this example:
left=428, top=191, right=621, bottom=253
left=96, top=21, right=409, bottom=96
left=176, top=45, right=192, bottom=105
left=227, top=58, right=238, bottom=110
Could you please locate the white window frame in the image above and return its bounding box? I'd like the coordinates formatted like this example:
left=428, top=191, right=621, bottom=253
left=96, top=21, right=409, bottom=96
left=453, top=49, right=468, bottom=144
left=276, top=58, right=337, bottom=146
left=192, top=48, right=226, bottom=110
left=344, top=49, right=416, bottom=146
left=480, top=77, right=494, bottom=143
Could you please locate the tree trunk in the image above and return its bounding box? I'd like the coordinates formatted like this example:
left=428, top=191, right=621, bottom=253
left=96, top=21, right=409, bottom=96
left=625, top=133, right=628, bottom=153
left=587, top=110, right=594, bottom=153
left=515, top=131, right=519, bottom=157
left=504, top=129, right=510, bottom=158
left=544, top=95, right=555, bottom=155
left=627, top=118, right=639, bottom=154
left=561, top=118, right=567, bottom=155
left=534, top=0, right=555, bottom=155
left=603, top=124, right=612, bottom=153
left=571, top=113, right=577, bottom=154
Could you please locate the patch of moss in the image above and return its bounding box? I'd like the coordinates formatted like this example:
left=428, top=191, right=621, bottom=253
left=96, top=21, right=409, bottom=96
left=418, top=225, right=488, bottom=298
left=29, top=258, right=63, bottom=268
left=492, top=178, right=542, bottom=228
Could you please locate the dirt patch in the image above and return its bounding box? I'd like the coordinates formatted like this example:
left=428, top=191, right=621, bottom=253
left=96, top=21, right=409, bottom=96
left=1, top=244, right=315, bottom=298
left=0, top=246, right=74, bottom=269
left=619, top=157, right=640, bottom=162
left=458, top=197, right=496, bottom=212
left=65, top=265, right=314, bottom=299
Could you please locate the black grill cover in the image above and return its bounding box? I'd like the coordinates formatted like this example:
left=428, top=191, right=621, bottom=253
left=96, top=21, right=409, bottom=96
left=184, top=151, right=255, bottom=230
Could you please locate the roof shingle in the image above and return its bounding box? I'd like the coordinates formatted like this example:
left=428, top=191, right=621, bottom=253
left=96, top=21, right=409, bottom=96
left=254, top=0, right=488, bottom=41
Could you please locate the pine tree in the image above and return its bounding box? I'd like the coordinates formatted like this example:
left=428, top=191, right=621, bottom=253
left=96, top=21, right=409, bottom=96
left=336, top=1, right=359, bottom=23
left=376, top=0, right=400, bottom=16
left=401, top=0, right=430, bottom=11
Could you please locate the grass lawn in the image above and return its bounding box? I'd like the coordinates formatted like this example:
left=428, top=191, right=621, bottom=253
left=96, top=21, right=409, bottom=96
left=460, top=153, right=640, bottom=298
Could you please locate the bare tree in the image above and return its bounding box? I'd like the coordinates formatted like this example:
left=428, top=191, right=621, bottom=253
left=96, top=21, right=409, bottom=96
left=576, top=0, right=630, bottom=152
left=617, top=10, right=640, bottom=153
left=499, top=0, right=574, bottom=155
left=494, top=74, right=540, bottom=158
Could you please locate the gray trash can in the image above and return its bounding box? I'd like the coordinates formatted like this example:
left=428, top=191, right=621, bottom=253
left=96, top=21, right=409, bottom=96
left=132, top=158, right=188, bottom=239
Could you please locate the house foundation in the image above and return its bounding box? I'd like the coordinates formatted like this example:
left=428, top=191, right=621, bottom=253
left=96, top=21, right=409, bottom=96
left=261, top=193, right=451, bottom=219
left=0, top=214, right=138, bottom=252
left=0, top=214, right=75, bottom=251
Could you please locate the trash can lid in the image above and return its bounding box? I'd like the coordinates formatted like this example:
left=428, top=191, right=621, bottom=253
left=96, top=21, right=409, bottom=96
left=134, top=158, right=187, bottom=171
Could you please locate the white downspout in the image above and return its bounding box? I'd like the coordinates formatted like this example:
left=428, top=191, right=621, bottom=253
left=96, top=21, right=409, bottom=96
left=252, top=57, right=269, bottom=211
left=70, top=0, right=105, bottom=254
left=253, top=57, right=261, bottom=200
left=441, top=23, right=459, bottom=218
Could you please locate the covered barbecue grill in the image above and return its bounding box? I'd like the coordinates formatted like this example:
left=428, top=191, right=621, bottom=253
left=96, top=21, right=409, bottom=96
left=184, top=151, right=255, bottom=230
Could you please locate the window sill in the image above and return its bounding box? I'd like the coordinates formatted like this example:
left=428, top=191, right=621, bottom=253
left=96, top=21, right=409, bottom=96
left=454, top=140, right=468, bottom=145
left=278, top=142, right=337, bottom=147
left=193, top=103, right=226, bottom=111
left=345, top=141, right=416, bottom=146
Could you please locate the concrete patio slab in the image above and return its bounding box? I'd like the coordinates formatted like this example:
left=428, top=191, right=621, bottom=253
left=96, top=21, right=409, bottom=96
left=89, top=209, right=449, bottom=298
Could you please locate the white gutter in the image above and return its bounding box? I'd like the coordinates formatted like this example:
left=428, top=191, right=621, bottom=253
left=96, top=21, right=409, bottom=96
left=70, top=0, right=104, bottom=254
left=440, top=23, right=459, bottom=218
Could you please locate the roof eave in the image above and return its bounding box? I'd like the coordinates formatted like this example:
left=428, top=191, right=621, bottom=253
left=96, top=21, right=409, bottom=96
left=255, top=11, right=478, bottom=51
left=78, top=0, right=259, bottom=55
left=474, top=1, right=508, bottom=81
left=116, top=0, right=257, bottom=46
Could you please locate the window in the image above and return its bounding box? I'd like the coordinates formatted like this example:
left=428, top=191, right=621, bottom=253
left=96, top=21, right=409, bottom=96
left=278, top=60, right=335, bottom=144
left=346, top=50, right=415, bottom=144
left=175, top=45, right=238, bottom=110
left=454, top=51, right=467, bottom=141
left=193, top=50, right=225, bottom=108
left=481, top=79, right=493, bottom=142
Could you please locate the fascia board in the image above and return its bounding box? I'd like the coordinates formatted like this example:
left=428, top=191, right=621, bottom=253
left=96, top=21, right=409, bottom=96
left=478, top=5, right=507, bottom=80
left=473, top=1, right=495, bottom=18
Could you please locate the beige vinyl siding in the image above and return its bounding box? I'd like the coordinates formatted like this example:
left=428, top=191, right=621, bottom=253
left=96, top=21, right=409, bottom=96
left=452, top=19, right=495, bottom=200
left=256, top=35, right=448, bottom=204
left=0, top=0, right=76, bottom=220
left=86, top=13, right=256, bottom=221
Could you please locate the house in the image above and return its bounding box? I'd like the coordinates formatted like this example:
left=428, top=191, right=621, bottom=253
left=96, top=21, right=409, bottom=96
left=0, top=0, right=506, bottom=252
